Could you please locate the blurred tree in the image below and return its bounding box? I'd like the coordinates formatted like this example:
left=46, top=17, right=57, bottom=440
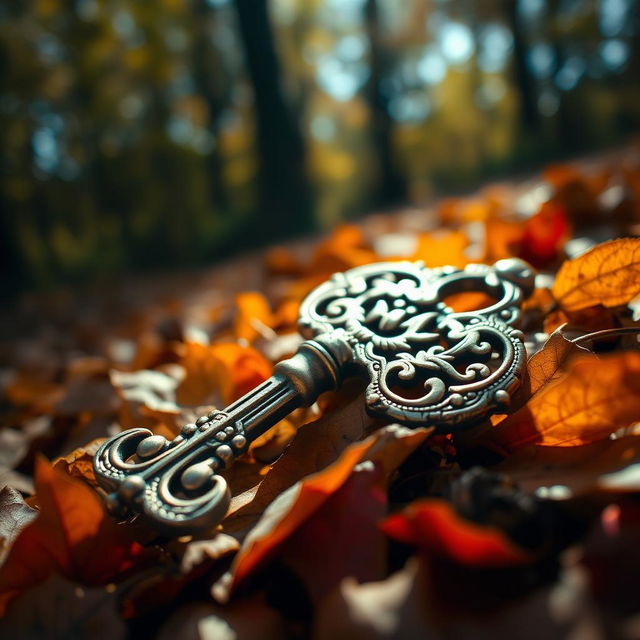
left=233, top=0, right=313, bottom=241
left=504, top=0, right=540, bottom=135
left=364, top=0, right=407, bottom=206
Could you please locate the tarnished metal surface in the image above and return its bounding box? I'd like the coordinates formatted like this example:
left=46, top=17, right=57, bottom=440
left=94, top=258, right=535, bottom=534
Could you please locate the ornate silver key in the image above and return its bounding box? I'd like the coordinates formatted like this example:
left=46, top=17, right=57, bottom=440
left=94, top=258, right=535, bottom=534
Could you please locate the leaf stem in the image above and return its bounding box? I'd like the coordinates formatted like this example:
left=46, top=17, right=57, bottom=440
left=570, top=327, right=640, bottom=346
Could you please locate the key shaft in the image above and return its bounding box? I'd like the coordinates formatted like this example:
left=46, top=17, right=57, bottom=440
left=94, top=334, right=353, bottom=534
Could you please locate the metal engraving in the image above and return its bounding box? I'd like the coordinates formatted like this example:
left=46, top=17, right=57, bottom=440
left=94, top=258, right=535, bottom=534
left=298, top=258, right=535, bottom=428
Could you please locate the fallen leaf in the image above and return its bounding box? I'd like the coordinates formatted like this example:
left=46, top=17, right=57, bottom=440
left=411, top=230, right=469, bottom=268
left=0, top=487, right=37, bottom=564
left=494, top=436, right=640, bottom=497
left=223, top=426, right=430, bottom=597
left=52, top=438, right=105, bottom=488
left=581, top=500, right=640, bottom=614
left=55, top=375, right=119, bottom=417
left=110, top=366, right=184, bottom=428
left=0, top=574, right=127, bottom=640
left=225, top=393, right=377, bottom=529
left=519, top=202, right=570, bottom=269
left=525, top=331, right=588, bottom=396
left=381, top=499, right=532, bottom=567
left=3, top=374, right=63, bottom=413
left=178, top=342, right=272, bottom=406
left=226, top=439, right=377, bottom=596
left=484, top=216, right=524, bottom=263
left=234, top=292, right=274, bottom=343
left=486, top=351, right=640, bottom=450
left=309, top=225, right=378, bottom=274
left=179, top=534, right=240, bottom=575
left=282, top=461, right=387, bottom=605
left=0, top=458, right=153, bottom=614
left=552, top=238, right=640, bottom=311
left=248, top=418, right=297, bottom=463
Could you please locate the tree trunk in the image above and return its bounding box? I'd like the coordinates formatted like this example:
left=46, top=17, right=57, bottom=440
left=233, top=0, right=313, bottom=241
left=364, top=0, right=406, bottom=207
left=504, top=1, right=540, bottom=133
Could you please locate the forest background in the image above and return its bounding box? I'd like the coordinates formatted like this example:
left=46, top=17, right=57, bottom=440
left=0, top=0, right=639, bottom=293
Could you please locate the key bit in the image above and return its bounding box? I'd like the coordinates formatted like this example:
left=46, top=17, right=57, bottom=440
left=94, top=258, right=535, bottom=534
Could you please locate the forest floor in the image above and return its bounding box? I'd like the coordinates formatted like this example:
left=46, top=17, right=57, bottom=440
left=1, top=143, right=640, bottom=638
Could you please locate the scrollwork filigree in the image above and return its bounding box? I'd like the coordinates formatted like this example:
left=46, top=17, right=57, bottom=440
left=298, top=259, right=534, bottom=430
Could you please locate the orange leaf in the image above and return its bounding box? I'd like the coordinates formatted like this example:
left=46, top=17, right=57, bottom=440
left=229, top=438, right=373, bottom=593
left=310, top=224, right=378, bottom=274
left=483, top=216, right=524, bottom=263
left=226, top=426, right=430, bottom=595
left=282, top=461, right=387, bottom=604
left=209, top=343, right=272, bottom=403
left=411, top=230, right=468, bottom=268
left=552, top=238, right=640, bottom=311
left=234, top=292, right=274, bottom=343
left=0, top=458, right=151, bottom=615
left=487, top=351, right=640, bottom=450
left=381, top=499, right=531, bottom=567
left=178, top=341, right=272, bottom=406
left=52, top=438, right=104, bottom=488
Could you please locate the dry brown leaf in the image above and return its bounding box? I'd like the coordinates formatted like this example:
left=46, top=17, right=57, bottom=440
left=179, top=533, right=240, bottom=574
left=224, top=393, right=376, bottom=528
left=486, top=351, right=640, bottom=450
left=0, top=487, right=37, bottom=564
left=110, top=366, right=184, bottom=428
left=552, top=237, right=640, bottom=311
left=248, top=418, right=297, bottom=463
left=52, top=438, right=105, bottom=488
left=494, top=436, right=640, bottom=496
left=312, top=559, right=431, bottom=640
left=525, top=331, right=589, bottom=396
left=225, top=438, right=378, bottom=596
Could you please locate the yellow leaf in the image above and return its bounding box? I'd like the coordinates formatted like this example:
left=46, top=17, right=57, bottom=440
left=552, top=238, right=640, bottom=311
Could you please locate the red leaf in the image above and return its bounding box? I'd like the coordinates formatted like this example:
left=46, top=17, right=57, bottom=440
left=381, top=499, right=532, bottom=568
left=0, top=458, right=154, bottom=615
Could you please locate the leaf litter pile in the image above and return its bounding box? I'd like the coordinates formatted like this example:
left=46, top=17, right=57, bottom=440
left=3, top=150, right=640, bottom=638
